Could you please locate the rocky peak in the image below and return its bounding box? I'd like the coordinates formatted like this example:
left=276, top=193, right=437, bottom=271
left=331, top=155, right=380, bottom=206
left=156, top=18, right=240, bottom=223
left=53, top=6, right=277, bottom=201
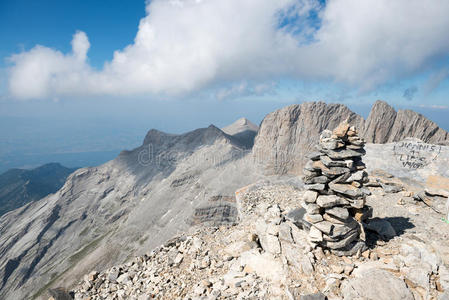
left=222, top=117, right=259, bottom=136
left=363, top=100, right=397, bottom=144
left=253, top=101, right=449, bottom=175
left=363, top=100, right=449, bottom=144
left=252, top=102, right=364, bottom=175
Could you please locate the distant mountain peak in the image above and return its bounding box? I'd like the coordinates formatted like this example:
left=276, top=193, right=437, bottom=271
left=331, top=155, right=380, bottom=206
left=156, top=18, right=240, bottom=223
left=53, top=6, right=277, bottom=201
left=222, top=117, right=259, bottom=136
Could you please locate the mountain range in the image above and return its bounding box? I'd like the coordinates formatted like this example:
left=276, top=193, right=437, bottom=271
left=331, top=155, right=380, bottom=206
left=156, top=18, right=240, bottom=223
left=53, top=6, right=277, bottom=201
left=0, top=100, right=448, bottom=299
left=0, top=163, right=77, bottom=217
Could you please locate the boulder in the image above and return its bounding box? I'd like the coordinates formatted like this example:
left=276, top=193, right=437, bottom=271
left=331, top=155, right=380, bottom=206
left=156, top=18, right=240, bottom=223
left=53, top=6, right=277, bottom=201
left=341, top=268, right=414, bottom=300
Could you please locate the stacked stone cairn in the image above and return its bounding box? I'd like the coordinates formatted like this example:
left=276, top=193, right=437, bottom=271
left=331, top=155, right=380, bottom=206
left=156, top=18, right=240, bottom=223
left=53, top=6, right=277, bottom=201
left=301, top=121, right=371, bottom=256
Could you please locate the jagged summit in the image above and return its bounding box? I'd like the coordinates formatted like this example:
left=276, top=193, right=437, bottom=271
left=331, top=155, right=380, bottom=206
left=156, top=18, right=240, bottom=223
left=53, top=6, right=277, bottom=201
left=252, top=100, right=449, bottom=175
left=363, top=100, right=449, bottom=144
left=222, top=117, right=259, bottom=136
left=141, top=124, right=248, bottom=152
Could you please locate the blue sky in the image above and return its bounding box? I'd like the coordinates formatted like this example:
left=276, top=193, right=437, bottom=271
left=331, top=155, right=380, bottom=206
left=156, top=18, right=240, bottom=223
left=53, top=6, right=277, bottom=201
left=0, top=0, right=449, bottom=171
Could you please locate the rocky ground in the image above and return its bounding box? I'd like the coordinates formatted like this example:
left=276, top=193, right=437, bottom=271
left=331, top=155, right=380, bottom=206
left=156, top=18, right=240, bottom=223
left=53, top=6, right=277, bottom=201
left=67, top=173, right=449, bottom=300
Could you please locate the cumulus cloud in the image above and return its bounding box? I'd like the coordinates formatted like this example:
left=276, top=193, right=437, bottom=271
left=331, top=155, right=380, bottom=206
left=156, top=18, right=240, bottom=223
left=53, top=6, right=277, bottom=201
left=6, top=0, right=449, bottom=99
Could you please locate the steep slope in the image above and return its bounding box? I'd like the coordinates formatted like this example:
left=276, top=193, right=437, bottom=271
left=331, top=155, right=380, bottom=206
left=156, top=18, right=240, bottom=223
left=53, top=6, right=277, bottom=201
left=253, top=101, right=449, bottom=175
left=363, top=100, right=449, bottom=144
left=0, top=163, right=77, bottom=217
left=222, top=117, right=259, bottom=149
left=0, top=125, right=263, bottom=300
left=252, top=102, right=364, bottom=175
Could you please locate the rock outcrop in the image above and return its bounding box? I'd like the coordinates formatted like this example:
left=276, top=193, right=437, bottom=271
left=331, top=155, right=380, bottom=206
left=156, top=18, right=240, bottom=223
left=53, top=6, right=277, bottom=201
left=252, top=102, right=364, bottom=175
left=363, top=100, right=449, bottom=144
left=71, top=179, right=449, bottom=300
left=253, top=101, right=449, bottom=175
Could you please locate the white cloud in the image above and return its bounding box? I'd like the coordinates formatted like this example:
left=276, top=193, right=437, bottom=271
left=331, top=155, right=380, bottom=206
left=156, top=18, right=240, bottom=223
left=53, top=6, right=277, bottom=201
left=6, top=0, right=449, bottom=100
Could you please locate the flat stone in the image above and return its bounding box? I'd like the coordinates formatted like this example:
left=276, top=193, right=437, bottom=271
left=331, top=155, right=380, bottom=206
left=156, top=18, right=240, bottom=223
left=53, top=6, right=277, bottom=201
left=313, top=160, right=350, bottom=177
left=325, top=206, right=349, bottom=220
left=323, top=213, right=346, bottom=224
left=320, top=155, right=347, bottom=167
left=316, top=195, right=349, bottom=208
left=321, top=148, right=365, bottom=160
left=346, top=170, right=367, bottom=182
left=305, top=203, right=320, bottom=214
left=304, top=175, right=329, bottom=184
left=330, top=220, right=358, bottom=239
left=341, top=268, right=414, bottom=300
left=325, top=229, right=359, bottom=250
left=304, top=183, right=326, bottom=191
left=312, top=221, right=334, bottom=235
left=349, top=198, right=365, bottom=208
left=304, top=190, right=318, bottom=203
left=305, top=213, right=323, bottom=223
left=329, top=182, right=365, bottom=198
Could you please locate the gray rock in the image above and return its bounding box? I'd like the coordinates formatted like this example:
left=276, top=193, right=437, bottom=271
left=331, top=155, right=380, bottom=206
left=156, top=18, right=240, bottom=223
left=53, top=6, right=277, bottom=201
left=300, top=292, right=326, bottom=300
left=48, top=288, right=73, bottom=300
left=320, top=155, right=347, bottom=167
left=305, top=213, right=324, bottom=223
left=325, top=229, right=359, bottom=250
left=108, top=267, right=120, bottom=282
left=304, top=183, right=326, bottom=191
left=304, top=190, right=318, bottom=203
left=305, top=203, right=320, bottom=215
left=341, top=268, right=414, bottom=300
left=316, top=195, right=349, bottom=208
left=321, top=148, right=365, bottom=160
left=325, top=207, right=349, bottom=220
left=329, top=183, right=365, bottom=198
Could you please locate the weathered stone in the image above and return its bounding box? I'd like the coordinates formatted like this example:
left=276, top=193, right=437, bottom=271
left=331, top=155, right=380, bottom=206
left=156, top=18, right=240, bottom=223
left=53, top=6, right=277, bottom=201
left=312, top=221, right=334, bottom=235
left=305, top=203, right=320, bottom=215
left=305, top=213, right=323, bottom=223
left=321, top=138, right=345, bottom=150
left=316, top=195, right=349, bottom=208
left=333, top=121, right=350, bottom=138
left=304, top=175, right=329, bottom=184
left=346, top=170, right=367, bottom=182
left=322, top=148, right=365, bottom=160
left=325, top=206, right=349, bottom=220
left=304, top=183, right=326, bottom=191
left=304, top=190, right=318, bottom=203
left=341, top=268, right=414, bottom=300
left=329, top=183, right=365, bottom=198
left=325, top=229, right=359, bottom=250
left=309, top=226, right=323, bottom=242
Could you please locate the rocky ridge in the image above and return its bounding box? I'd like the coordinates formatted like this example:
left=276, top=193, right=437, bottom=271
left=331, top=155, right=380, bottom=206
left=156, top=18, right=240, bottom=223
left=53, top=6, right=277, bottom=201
left=68, top=123, right=449, bottom=300
left=253, top=101, right=449, bottom=175
left=70, top=176, right=449, bottom=300
left=1, top=101, right=449, bottom=299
